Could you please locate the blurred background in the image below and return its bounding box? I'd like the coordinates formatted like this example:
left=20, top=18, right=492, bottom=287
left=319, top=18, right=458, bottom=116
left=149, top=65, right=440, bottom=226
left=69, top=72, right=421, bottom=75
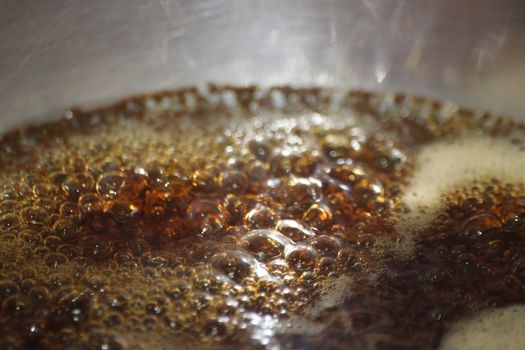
left=1, top=0, right=525, bottom=131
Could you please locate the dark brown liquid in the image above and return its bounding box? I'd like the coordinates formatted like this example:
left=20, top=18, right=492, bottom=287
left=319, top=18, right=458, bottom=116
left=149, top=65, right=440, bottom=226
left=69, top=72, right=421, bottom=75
left=0, top=87, right=523, bottom=349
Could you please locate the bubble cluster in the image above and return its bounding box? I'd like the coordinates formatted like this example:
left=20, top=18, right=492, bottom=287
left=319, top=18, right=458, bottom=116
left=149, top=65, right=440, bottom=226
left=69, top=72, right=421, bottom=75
left=0, top=86, right=523, bottom=349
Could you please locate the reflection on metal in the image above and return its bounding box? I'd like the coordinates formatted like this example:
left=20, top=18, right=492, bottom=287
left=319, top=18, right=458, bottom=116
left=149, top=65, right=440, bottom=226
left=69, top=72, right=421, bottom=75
left=1, top=0, right=525, bottom=131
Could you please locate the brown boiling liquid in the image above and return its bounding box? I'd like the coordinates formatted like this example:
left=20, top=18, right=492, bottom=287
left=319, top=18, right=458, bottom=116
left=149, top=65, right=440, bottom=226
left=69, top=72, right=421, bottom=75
left=0, top=87, right=524, bottom=349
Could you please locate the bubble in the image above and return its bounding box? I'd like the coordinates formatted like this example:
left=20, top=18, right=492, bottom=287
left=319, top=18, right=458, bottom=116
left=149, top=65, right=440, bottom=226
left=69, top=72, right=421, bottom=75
left=244, top=205, right=278, bottom=229
left=146, top=302, right=166, bottom=316
left=302, top=203, right=333, bottom=229
left=52, top=219, right=79, bottom=243
left=460, top=212, right=502, bottom=238
left=317, top=257, right=337, bottom=273
left=352, top=178, right=384, bottom=202
left=275, top=177, right=322, bottom=209
left=49, top=274, right=74, bottom=289
left=211, top=251, right=255, bottom=283
left=20, top=267, right=37, bottom=284
left=163, top=315, right=181, bottom=330
left=107, top=200, right=139, bottom=222
left=291, top=153, right=319, bottom=177
left=220, top=170, right=248, bottom=194
left=276, top=219, right=316, bottom=242
left=187, top=199, right=227, bottom=235
left=59, top=201, right=81, bottom=219
left=0, top=213, right=20, bottom=230
left=104, top=313, right=122, bottom=327
left=33, top=246, right=50, bottom=257
left=248, top=139, right=273, bottom=162
left=0, top=279, right=20, bottom=300
left=0, top=200, right=18, bottom=214
left=166, top=283, right=189, bottom=300
left=20, top=278, right=36, bottom=293
left=18, top=229, right=42, bottom=247
left=22, top=317, right=45, bottom=340
left=285, top=245, right=318, bottom=271
left=45, top=253, right=69, bottom=268
left=28, top=286, right=50, bottom=304
left=79, top=235, right=114, bottom=261
left=44, top=235, right=63, bottom=250
left=375, top=148, right=406, bottom=172
left=240, top=229, right=289, bottom=261
left=54, top=291, right=91, bottom=324
left=104, top=292, right=128, bottom=311
left=20, top=205, right=48, bottom=224
left=55, top=244, right=81, bottom=259
left=61, top=173, right=95, bottom=199
left=269, top=154, right=294, bottom=177
left=191, top=167, right=220, bottom=193
left=140, top=252, right=170, bottom=268
left=246, top=160, right=269, bottom=183
left=2, top=295, right=33, bottom=317
left=84, top=331, right=127, bottom=350
left=312, top=235, right=342, bottom=258
left=204, top=319, right=227, bottom=337
left=78, top=193, right=102, bottom=214
left=96, top=172, right=126, bottom=199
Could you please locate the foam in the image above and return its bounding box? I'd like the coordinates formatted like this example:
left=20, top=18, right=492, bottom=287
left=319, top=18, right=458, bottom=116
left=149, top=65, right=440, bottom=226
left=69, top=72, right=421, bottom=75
left=398, top=134, right=525, bottom=238
left=440, top=305, right=525, bottom=350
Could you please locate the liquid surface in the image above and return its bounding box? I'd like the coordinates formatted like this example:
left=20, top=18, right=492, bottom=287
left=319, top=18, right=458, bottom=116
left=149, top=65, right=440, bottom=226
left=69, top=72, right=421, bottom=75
left=0, top=86, right=524, bottom=350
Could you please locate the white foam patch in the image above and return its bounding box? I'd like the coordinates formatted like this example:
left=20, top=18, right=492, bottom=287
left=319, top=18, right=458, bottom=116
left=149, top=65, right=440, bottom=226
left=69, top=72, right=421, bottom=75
left=440, top=305, right=525, bottom=350
left=399, top=134, right=525, bottom=234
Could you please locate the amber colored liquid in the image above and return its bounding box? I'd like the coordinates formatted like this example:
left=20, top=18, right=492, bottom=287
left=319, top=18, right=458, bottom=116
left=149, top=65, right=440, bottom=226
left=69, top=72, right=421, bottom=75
left=0, top=87, right=523, bottom=350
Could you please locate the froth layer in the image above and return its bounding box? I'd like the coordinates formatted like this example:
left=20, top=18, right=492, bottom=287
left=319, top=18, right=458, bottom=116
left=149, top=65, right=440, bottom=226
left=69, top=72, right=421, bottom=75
left=440, top=305, right=525, bottom=350
left=400, top=135, right=525, bottom=232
